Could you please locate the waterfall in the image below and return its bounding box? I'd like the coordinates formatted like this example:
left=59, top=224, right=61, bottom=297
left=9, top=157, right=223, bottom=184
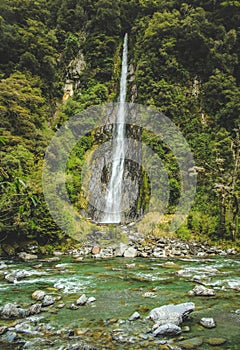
left=102, top=34, right=128, bottom=223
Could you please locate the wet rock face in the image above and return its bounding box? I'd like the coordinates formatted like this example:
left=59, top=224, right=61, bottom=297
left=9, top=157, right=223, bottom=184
left=85, top=119, right=147, bottom=224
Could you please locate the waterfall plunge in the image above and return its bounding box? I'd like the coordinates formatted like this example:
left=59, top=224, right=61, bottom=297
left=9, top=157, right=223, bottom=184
left=102, top=34, right=128, bottom=223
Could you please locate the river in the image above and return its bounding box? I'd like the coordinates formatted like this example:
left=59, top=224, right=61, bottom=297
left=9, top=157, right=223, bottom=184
left=0, top=255, right=239, bottom=349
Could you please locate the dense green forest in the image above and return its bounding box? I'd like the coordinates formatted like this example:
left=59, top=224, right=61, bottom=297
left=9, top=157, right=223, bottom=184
left=0, top=0, right=239, bottom=247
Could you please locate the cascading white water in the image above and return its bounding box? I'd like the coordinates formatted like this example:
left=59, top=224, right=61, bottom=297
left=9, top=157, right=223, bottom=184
left=102, top=34, right=128, bottom=223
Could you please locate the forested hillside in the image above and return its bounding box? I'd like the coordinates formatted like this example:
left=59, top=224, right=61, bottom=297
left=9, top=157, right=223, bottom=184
left=0, top=0, right=239, bottom=247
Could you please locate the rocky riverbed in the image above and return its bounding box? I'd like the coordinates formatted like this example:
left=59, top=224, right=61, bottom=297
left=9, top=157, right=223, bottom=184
left=0, top=234, right=240, bottom=350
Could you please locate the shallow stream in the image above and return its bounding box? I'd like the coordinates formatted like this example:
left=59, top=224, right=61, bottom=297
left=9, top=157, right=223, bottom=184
left=0, top=255, right=239, bottom=349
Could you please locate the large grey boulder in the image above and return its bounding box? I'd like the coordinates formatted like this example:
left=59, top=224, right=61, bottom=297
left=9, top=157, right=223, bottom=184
left=1, top=303, right=27, bottom=319
left=115, top=243, right=128, bottom=257
left=149, top=302, right=195, bottom=325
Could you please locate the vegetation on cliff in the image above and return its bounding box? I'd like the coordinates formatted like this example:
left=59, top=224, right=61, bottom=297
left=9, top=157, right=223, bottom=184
left=0, top=0, right=239, bottom=246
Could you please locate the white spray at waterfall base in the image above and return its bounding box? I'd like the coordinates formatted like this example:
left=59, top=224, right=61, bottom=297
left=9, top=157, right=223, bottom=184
left=102, top=34, right=128, bottom=223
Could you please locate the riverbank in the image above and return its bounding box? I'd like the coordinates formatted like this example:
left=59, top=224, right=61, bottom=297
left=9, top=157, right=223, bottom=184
left=0, top=224, right=239, bottom=260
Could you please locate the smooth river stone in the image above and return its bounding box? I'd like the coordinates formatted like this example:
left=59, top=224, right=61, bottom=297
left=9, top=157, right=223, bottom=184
left=200, top=317, right=216, bottom=328
left=153, top=323, right=182, bottom=337
left=92, top=246, right=100, bottom=255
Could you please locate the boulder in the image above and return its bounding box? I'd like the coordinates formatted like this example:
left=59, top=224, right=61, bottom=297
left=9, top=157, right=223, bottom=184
left=28, top=303, right=42, bottom=315
left=188, top=285, right=215, bottom=296
left=0, top=326, right=7, bottom=335
left=2, top=331, right=18, bottom=343
left=1, top=303, right=27, bottom=319
left=115, top=243, right=128, bottom=257
left=5, top=270, right=30, bottom=283
left=124, top=247, right=137, bottom=258
left=149, top=302, right=195, bottom=325
left=32, top=290, right=45, bottom=301
left=18, top=252, right=38, bottom=261
left=153, top=323, right=182, bottom=337
left=42, top=295, right=56, bottom=306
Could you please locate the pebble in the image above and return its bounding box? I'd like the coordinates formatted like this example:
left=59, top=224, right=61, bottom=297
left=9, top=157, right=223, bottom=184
left=176, top=336, right=204, bottom=349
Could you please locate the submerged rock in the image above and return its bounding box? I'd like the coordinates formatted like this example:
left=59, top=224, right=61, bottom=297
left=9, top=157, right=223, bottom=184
left=188, top=285, right=215, bottom=296
left=206, top=337, right=227, bottom=345
left=153, top=323, right=182, bottom=337
left=125, top=263, right=136, bottom=269
left=176, top=336, right=204, bottom=349
left=200, top=317, right=216, bottom=328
